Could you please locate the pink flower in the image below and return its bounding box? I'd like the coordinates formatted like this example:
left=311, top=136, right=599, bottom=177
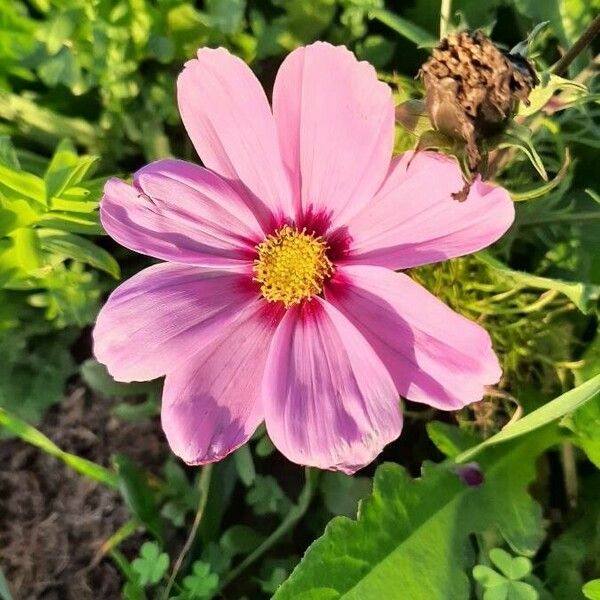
left=94, top=42, right=514, bottom=474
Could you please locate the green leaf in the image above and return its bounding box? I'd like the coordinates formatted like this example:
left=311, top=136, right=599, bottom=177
left=38, top=228, right=120, bottom=278
left=518, top=74, right=587, bottom=117
left=246, top=475, right=291, bottom=516
left=114, top=454, right=163, bottom=543
left=564, top=327, right=600, bottom=467
left=220, top=525, right=265, bottom=558
left=499, top=124, right=547, bottom=181
left=426, top=421, right=480, bottom=458
left=182, top=561, right=219, bottom=599
left=0, top=162, right=46, bottom=205
left=455, top=373, right=600, bottom=463
left=583, top=580, right=600, bottom=600
left=489, top=548, right=532, bottom=580
left=320, top=472, right=372, bottom=517
left=0, top=407, right=119, bottom=487
left=274, top=431, right=554, bottom=599
left=476, top=252, right=600, bottom=314
left=474, top=564, right=507, bottom=588
left=131, top=542, right=169, bottom=586
left=80, top=358, right=156, bottom=398
left=233, top=443, right=256, bottom=487
left=44, top=138, right=98, bottom=199
left=546, top=477, right=600, bottom=599
left=369, top=8, right=437, bottom=47
left=0, top=136, right=20, bottom=169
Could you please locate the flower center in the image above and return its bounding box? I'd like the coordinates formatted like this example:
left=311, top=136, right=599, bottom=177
left=253, top=225, right=334, bottom=307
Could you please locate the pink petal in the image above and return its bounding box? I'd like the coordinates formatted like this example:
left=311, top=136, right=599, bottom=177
left=177, top=47, right=293, bottom=223
left=326, top=265, right=501, bottom=410
left=272, top=42, right=394, bottom=228
left=101, top=160, right=263, bottom=267
left=93, top=263, right=257, bottom=382
left=342, top=151, right=515, bottom=269
left=162, top=301, right=284, bottom=465
left=263, top=298, right=402, bottom=474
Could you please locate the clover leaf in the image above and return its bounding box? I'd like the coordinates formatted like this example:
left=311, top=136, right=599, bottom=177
left=473, top=548, right=538, bottom=600
left=131, top=542, right=170, bottom=586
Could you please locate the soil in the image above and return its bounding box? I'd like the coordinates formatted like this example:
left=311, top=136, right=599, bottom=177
left=0, top=385, right=167, bottom=600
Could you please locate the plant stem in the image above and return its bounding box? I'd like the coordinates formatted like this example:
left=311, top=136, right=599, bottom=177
left=440, top=0, right=452, bottom=39
left=163, top=464, right=213, bottom=599
left=218, top=468, right=318, bottom=593
left=553, top=13, right=600, bottom=76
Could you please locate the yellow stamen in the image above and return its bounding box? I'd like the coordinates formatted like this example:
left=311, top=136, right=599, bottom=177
left=253, top=225, right=334, bottom=307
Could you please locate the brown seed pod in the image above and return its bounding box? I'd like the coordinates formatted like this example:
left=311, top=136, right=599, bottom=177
left=419, top=30, right=538, bottom=172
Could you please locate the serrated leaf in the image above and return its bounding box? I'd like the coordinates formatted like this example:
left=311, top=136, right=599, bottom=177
left=274, top=431, right=555, bottom=599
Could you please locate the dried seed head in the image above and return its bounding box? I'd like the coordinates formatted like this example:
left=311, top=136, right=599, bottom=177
left=419, top=30, right=538, bottom=171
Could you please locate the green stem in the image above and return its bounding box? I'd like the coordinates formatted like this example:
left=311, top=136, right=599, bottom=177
left=440, top=0, right=452, bottom=39
left=163, top=464, right=213, bottom=599
left=218, top=468, right=318, bottom=593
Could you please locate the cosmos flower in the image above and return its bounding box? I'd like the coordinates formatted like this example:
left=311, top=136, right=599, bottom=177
left=94, top=42, right=514, bottom=474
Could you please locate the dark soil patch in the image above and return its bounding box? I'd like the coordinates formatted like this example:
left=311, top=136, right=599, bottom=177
left=0, top=386, right=166, bottom=599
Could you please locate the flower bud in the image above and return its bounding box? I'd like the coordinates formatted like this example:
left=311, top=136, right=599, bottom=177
left=419, top=31, right=538, bottom=171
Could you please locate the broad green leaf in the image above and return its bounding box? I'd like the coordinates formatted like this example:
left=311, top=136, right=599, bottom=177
left=583, top=580, right=600, bottom=600
left=476, top=252, right=600, bottom=314
left=0, top=407, right=119, bottom=487
left=320, top=472, right=372, bottom=518
left=456, top=373, right=600, bottom=463
left=369, top=8, right=437, bottom=47
left=38, top=228, right=120, bottom=278
left=274, top=431, right=554, bottom=599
